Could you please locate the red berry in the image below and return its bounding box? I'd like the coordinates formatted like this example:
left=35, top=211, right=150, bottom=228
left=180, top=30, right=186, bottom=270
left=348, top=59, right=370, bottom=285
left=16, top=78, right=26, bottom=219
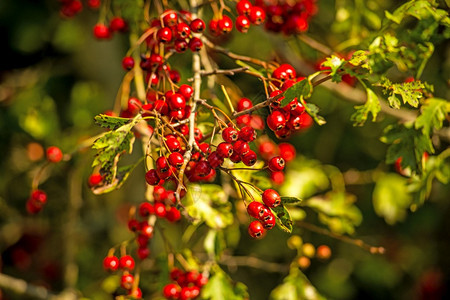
left=249, top=7, right=266, bottom=25
left=235, top=141, right=250, bottom=156
left=163, top=283, right=181, bottom=299
left=136, top=234, right=149, bottom=248
left=137, top=246, right=150, bottom=260
left=237, top=98, right=253, bottom=112
left=262, top=189, right=281, bottom=208
left=258, top=140, right=277, bottom=160
left=153, top=186, right=167, bottom=202
left=156, top=156, right=169, bottom=172
left=218, top=15, right=233, bottom=34
left=236, top=0, right=253, bottom=15
left=162, top=10, right=178, bottom=27
left=242, top=150, right=257, bottom=166
left=229, top=152, right=241, bottom=163
left=30, top=189, right=47, bottom=206
left=287, top=115, right=303, bottom=130
left=121, top=273, right=134, bottom=290
left=188, top=37, right=203, bottom=52
left=87, top=0, right=100, bottom=9
left=178, top=84, right=194, bottom=99
left=179, top=287, right=192, bottom=300
left=128, top=219, right=140, bottom=232
left=279, top=64, right=296, bottom=79
left=275, top=127, right=292, bottom=139
left=262, top=213, right=276, bottom=229
left=222, top=127, right=239, bottom=143
left=157, top=27, right=173, bottom=43
left=93, top=24, right=111, bottom=39
left=166, top=206, right=181, bottom=222
left=278, top=143, right=296, bottom=162
left=122, top=56, right=135, bottom=71
left=267, top=111, right=286, bottom=131
left=169, top=152, right=184, bottom=169
left=194, top=161, right=212, bottom=177
left=207, top=151, right=224, bottom=168
left=176, top=22, right=191, bottom=39
left=238, top=126, right=256, bottom=142
left=46, top=146, right=63, bottom=163
left=196, top=273, right=208, bottom=287
left=259, top=205, right=273, bottom=222
left=236, top=15, right=251, bottom=33
left=190, top=18, right=206, bottom=33
left=109, top=16, right=127, bottom=32
left=247, top=201, right=265, bottom=218
left=119, top=255, right=135, bottom=270
left=248, top=220, right=266, bottom=239
left=168, top=93, right=186, bottom=110
left=174, top=39, right=188, bottom=53
left=139, top=202, right=154, bottom=217
left=154, top=203, right=167, bottom=218
left=270, top=171, right=285, bottom=184
left=198, top=142, right=211, bottom=155
left=128, top=97, right=141, bottom=114
left=268, top=156, right=285, bottom=172
left=145, top=169, right=160, bottom=185
left=140, top=223, right=154, bottom=238
left=194, top=127, right=203, bottom=141
left=103, top=255, right=119, bottom=271
left=208, top=19, right=221, bottom=36
left=185, top=270, right=199, bottom=284
left=217, top=142, right=233, bottom=158
left=128, top=287, right=142, bottom=298
left=170, top=268, right=183, bottom=281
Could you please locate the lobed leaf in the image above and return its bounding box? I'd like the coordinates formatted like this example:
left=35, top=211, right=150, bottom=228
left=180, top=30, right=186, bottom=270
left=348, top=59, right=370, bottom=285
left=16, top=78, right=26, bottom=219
left=281, top=77, right=313, bottom=107
left=414, top=98, right=450, bottom=136
left=94, top=114, right=131, bottom=130
left=351, top=88, right=380, bottom=126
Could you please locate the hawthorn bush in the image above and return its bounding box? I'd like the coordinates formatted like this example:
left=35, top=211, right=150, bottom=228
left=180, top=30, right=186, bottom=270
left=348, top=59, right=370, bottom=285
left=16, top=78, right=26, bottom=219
left=0, top=0, right=449, bottom=299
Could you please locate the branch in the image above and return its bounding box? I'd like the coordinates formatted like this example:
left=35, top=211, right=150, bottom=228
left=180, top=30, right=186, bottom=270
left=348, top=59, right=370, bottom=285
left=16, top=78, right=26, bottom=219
left=197, top=66, right=249, bottom=77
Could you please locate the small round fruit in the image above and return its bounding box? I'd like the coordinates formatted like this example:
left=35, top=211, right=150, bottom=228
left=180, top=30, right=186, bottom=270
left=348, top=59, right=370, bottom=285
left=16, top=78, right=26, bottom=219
left=248, top=220, right=266, bottom=239
left=262, top=214, right=276, bottom=230
left=262, top=189, right=281, bottom=208
left=267, top=111, right=286, bottom=131
left=93, top=24, right=111, bottom=39
left=139, top=202, right=154, bottom=217
left=190, top=18, right=206, bottom=33
left=188, top=37, right=203, bottom=52
left=137, top=246, right=150, bottom=260
left=249, top=7, right=266, bottom=25
left=278, top=143, right=296, bottom=162
left=122, top=56, right=135, bottom=70
left=238, top=126, right=256, bottom=142
left=145, top=169, right=160, bottom=185
left=119, top=255, right=135, bottom=270
left=222, top=127, right=239, bottom=143
left=121, top=273, right=134, bottom=290
left=178, top=84, right=194, bottom=99
left=268, top=156, right=285, bottom=172
left=242, top=150, right=257, bottom=166
left=216, top=142, right=233, bottom=158
left=302, top=243, right=316, bottom=258
left=163, top=283, right=181, bottom=299
left=168, top=152, right=184, bottom=169
left=236, top=15, right=250, bottom=33
left=157, top=27, right=173, bottom=43
left=168, top=93, right=186, bottom=111
left=103, top=255, right=119, bottom=271
left=236, top=0, right=253, bottom=16
left=247, top=201, right=265, bottom=219
left=316, top=245, right=332, bottom=260
left=46, top=146, right=63, bottom=163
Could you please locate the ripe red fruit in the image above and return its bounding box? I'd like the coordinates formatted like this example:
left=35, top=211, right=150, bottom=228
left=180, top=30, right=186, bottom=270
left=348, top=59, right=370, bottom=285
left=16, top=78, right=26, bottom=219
left=178, top=84, right=194, bottom=99
left=229, top=152, right=241, bottom=163
left=168, top=93, right=186, bottom=111
left=279, top=64, right=296, bottom=79
left=258, top=140, right=277, bottom=160
left=128, top=287, right=142, bottom=298
left=218, top=15, right=233, bottom=34
left=208, top=19, right=221, bottom=36
left=237, top=98, right=253, bottom=112
left=153, top=186, right=168, bottom=202
left=249, top=7, right=266, bottom=25
left=122, top=56, right=135, bottom=71
left=119, top=255, right=135, bottom=270
left=176, top=22, right=191, bottom=39
left=145, top=169, right=160, bottom=185
left=88, top=173, right=103, bottom=187
left=162, top=10, right=178, bottom=27
left=163, top=283, right=181, bottom=299
left=30, top=189, right=47, bottom=206
left=174, top=39, right=188, bottom=53
left=207, top=151, right=224, bottom=168
left=166, top=206, right=181, bottom=222
left=247, top=201, right=265, bottom=218
left=154, top=203, right=167, bottom=218
left=222, top=127, right=239, bottom=143
left=267, top=111, right=286, bottom=131
left=156, top=156, right=169, bottom=172
left=93, top=24, right=111, bottom=39
left=139, top=202, right=154, bottom=217
left=137, top=246, right=150, bottom=260
left=103, top=255, right=119, bottom=271
left=196, top=273, right=209, bottom=287
left=109, top=16, right=127, bottom=32
left=188, top=37, right=203, bottom=51
left=238, top=126, right=256, bottom=142
left=270, top=171, right=285, bottom=185
left=87, top=0, right=100, bottom=9
left=262, top=189, right=281, bottom=208
left=194, top=161, right=212, bottom=177
left=190, top=18, right=206, bottom=33
left=235, top=141, right=250, bottom=156
left=46, top=146, right=63, bottom=163
left=278, top=143, right=296, bottom=162
left=128, top=219, right=140, bottom=232
left=248, top=220, right=266, bottom=239
left=166, top=137, right=181, bottom=152
left=194, top=128, right=203, bottom=141
left=262, top=213, right=276, bottom=229
left=236, top=15, right=251, bottom=33
left=216, top=142, right=234, bottom=158
left=140, top=223, right=154, bottom=238
left=242, top=150, right=257, bottom=166
left=121, top=273, right=134, bottom=290
left=236, top=0, right=253, bottom=15
left=268, top=156, right=285, bottom=172
left=169, top=152, right=184, bottom=169
left=128, top=97, right=141, bottom=114
left=157, top=27, right=173, bottom=43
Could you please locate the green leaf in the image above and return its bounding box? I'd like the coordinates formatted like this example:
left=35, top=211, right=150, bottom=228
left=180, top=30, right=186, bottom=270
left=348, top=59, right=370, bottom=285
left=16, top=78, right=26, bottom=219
left=380, top=78, right=425, bottom=108
left=348, top=50, right=370, bottom=70
left=270, top=267, right=326, bottom=300
left=305, top=192, right=362, bottom=234
left=414, top=98, right=450, bottom=136
left=202, top=266, right=248, bottom=300
left=94, top=114, right=132, bottom=130
left=351, top=88, right=380, bottom=126
left=186, top=184, right=233, bottom=229
left=321, top=55, right=345, bottom=82
left=281, top=78, right=313, bottom=107
left=373, top=173, right=413, bottom=224
left=281, top=196, right=302, bottom=205
left=271, top=204, right=293, bottom=233
left=91, top=161, right=141, bottom=195
left=382, top=124, right=434, bottom=173
left=92, top=114, right=142, bottom=183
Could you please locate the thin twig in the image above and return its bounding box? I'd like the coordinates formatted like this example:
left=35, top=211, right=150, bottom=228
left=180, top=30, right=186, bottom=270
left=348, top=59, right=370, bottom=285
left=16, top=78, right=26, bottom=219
left=296, top=221, right=385, bottom=254
left=198, top=67, right=249, bottom=77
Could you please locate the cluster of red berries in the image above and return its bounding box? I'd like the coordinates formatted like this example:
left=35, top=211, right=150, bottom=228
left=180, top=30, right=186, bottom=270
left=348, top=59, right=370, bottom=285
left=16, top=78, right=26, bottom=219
left=259, top=0, right=318, bottom=34
left=138, top=186, right=182, bottom=222
left=26, top=146, right=64, bottom=214
left=247, top=189, right=282, bottom=238
left=258, top=140, right=296, bottom=184
left=59, top=0, right=102, bottom=18
left=103, top=254, right=142, bottom=298
left=93, top=16, right=128, bottom=40
left=267, top=64, right=313, bottom=139
left=162, top=268, right=208, bottom=299
left=234, top=97, right=265, bottom=129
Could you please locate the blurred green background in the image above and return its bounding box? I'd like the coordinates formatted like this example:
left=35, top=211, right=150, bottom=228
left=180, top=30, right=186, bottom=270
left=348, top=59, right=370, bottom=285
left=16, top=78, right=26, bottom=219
left=0, top=0, right=449, bottom=299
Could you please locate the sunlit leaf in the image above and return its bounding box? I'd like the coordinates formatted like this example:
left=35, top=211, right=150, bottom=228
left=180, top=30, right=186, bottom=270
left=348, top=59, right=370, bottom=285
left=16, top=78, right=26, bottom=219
left=351, top=88, right=380, bottom=126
